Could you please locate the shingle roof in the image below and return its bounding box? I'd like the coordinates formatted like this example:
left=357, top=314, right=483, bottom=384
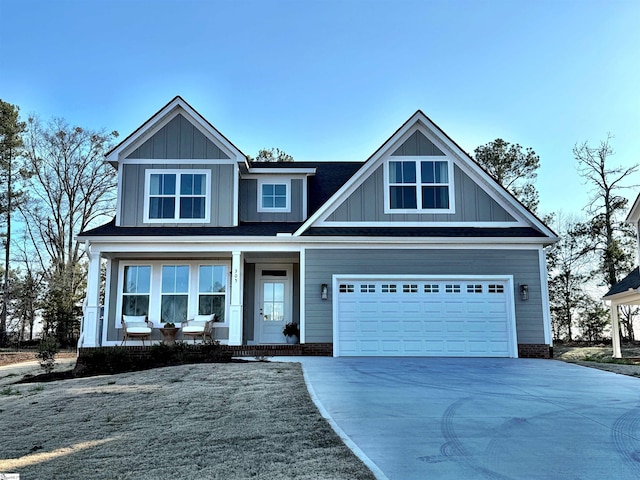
left=248, top=161, right=363, bottom=215
left=604, top=267, right=640, bottom=297
left=302, top=226, right=547, bottom=237
left=79, top=220, right=546, bottom=239
left=78, top=220, right=302, bottom=237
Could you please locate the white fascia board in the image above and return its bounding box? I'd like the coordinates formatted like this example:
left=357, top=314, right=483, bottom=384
left=107, top=97, right=245, bottom=163
left=314, top=221, right=527, bottom=228
left=626, top=193, right=640, bottom=223
left=247, top=168, right=316, bottom=175
left=602, top=289, right=640, bottom=302
left=295, top=111, right=556, bottom=241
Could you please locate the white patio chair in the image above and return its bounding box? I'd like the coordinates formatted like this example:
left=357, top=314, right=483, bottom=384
left=121, top=315, right=154, bottom=346
left=181, top=314, right=216, bottom=343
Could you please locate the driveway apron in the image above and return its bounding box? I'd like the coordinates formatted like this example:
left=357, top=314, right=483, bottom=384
left=297, top=357, right=640, bottom=480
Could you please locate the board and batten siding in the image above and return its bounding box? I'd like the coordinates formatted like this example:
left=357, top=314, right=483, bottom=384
left=304, top=248, right=544, bottom=344
left=126, top=114, right=230, bottom=160
left=119, top=163, right=235, bottom=227
left=325, top=165, right=515, bottom=223
left=239, top=178, right=305, bottom=222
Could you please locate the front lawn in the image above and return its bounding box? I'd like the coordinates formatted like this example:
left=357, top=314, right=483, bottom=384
left=0, top=362, right=375, bottom=480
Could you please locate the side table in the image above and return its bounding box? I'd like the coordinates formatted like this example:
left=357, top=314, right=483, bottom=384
left=159, top=327, right=180, bottom=346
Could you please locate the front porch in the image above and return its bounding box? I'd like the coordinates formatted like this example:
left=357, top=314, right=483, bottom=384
left=80, top=243, right=306, bottom=349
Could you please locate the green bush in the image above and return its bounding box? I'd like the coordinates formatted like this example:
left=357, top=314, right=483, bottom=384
left=35, top=336, right=60, bottom=374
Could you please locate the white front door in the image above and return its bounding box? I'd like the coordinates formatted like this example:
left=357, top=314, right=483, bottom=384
left=255, top=266, right=292, bottom=344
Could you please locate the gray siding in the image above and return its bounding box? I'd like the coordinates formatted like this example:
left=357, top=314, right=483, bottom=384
left=239, top=179, right=304, bottom=222
left=304, top=249, right=544, bottom=344
left=126, top=114, right=230, bottom=159
left=392, top=130, right=445, bottom=156
left=119, top=163, right=235, bottom=227
left=326, top=165, right=514, bottom=223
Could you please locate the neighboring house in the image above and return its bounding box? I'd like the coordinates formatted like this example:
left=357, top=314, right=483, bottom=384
left=78, top=96, right=558, bottom=358
left=603, top=193, right=640, bottom=358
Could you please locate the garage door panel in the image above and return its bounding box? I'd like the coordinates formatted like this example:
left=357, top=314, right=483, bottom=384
left=336, top=277, right=514, bottom=357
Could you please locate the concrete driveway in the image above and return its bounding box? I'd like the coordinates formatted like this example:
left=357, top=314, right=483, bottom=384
left=296, top=357, right=640, bottom=480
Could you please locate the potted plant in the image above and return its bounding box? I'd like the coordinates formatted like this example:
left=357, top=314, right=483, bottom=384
left=283, top=322, right=300, bottom=344
left=163, top=322, right=176, bottom=328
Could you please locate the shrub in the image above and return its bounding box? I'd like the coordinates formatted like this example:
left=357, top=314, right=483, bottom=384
left=35, top=336, right=60, bottom=374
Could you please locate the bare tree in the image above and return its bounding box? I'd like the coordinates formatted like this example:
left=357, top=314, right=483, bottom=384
left=21, top=117, right=118, bottom=344
left=574, top=134, right=638, bottom=289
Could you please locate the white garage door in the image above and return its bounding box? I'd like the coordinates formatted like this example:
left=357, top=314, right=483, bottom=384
left=335, top=276, right=516, bottom=357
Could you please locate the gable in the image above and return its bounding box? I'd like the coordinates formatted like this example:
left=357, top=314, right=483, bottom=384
left=295, top=111, right=557, bottom=240
left=391, top=130, right=445, bottom=157
left=126, top=113, right=230, bottom=160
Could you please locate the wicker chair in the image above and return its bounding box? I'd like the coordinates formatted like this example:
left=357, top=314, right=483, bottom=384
left=181, top=314, right=215, bottom=343
left=121, top=315, right=154, bottom=346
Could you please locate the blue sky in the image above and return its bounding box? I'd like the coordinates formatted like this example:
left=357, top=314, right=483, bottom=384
left=2, top=0, right=639, bottom=217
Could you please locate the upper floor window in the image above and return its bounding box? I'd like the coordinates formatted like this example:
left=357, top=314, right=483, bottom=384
left=144, top=170, right=210, bottom=223
left=257, top=178, right=290, bottom=213
left=386, top=158, right=453, bottom=213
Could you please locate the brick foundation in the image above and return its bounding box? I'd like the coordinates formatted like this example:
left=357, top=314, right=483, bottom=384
left=224, top=343, right=332, bottom=357
left=518, top=344, right=552, bottom=359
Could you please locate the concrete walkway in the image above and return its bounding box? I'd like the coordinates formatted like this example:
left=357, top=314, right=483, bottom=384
left=291, top=357, right=640, bottom=480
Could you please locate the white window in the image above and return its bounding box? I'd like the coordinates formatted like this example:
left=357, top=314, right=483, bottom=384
left=198, top=265, right=227, bottom=322
left=382, top=284, right=397, bottom=293
left=257, top=178, right=290, bottom=212
left=385, top=157, right=453, bottom=213
left=403, top=284, right=418, bottom=293
left=339, top=284, right=355, bottom=293
left=445, top=284, right=461, bottom=293
left=467, top=284, right=483, bottom=294
left=117, top=261, right=230, bottom=331
left=121, top=266, right=151, bottom=316
left=488, top=284, right=505, bottom=294
left=360, top=284, right=376, bottom=293
left=144, top=169, right=210, bottom=223
left=161, top=265, right=190, bottom=323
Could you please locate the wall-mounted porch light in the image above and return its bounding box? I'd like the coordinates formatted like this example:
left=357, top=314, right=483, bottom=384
left=321, top=283, right=328, bottom=300
left=519, top=284, right=529, bottom=301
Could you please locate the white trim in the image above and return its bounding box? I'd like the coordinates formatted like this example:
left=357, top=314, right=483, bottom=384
left=383, top=156, right=455, bottom=214
left=538, top=247, right=553, bottom=346
left=143, top=169, right=211, bottom=224
left=118, top=158, right=237, bottom=166
left=247, top=168, right=316, bottom=175
left=299, top=248, right=306, bottom=343
left=102, top=257, right=113, bottom=347
left=293, top=113, right=557, bottom=240
left=332, top=274, right=518, bottom=358
left=257, top=178, right=291, bottom=213
left=107, top=97, right=244, bottom=164
left=253, top=263, right=293, bottom=344
left=233, top=163, right=239, bottom=226
left=115, top=162, right=123, bottom=226
left=115, top=260, right=231, bottom=329
left=314, top=220, right=525, bottom=228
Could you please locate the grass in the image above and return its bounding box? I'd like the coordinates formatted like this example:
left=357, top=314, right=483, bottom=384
left=0, top=362, right=375, bottom=480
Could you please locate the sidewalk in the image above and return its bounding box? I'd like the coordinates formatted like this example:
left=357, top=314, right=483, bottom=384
left=0, top=357, right=77, bottom=386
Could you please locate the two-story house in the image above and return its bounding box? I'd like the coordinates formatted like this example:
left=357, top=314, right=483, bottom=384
left=78, top=96, right=557, bottom=358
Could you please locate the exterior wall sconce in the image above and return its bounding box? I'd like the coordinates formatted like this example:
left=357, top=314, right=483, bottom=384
left=321, top=283, right=328, bottom=300
left=519, top=284, right=529, bottom=301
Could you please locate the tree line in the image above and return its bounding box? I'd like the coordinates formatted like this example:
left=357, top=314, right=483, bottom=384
left=0, top=98, right=636, bottom=346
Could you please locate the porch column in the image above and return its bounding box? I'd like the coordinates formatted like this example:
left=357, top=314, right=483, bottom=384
left=81, top=244, right=101, bottom=348
left=228, top=251, right=244, bottom=345
left=610, top=302, right=622, bottom=358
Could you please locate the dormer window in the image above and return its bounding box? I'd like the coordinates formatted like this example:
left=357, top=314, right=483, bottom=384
left=144, top=169, right=211, bottom=223
left=257, top=178, right=290, bottom=213
left=385, top=157, right=454, bottom=213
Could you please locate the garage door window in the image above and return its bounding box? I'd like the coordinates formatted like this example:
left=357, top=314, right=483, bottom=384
left=360, top=284, right=376, bottom=293
left=489, top=284, right=505, bottom=293
left=339, top=284, right=355, bottom=293
left=424, top=284, right=439, bottom=293
left=445, top=284, right=461, bottom=293
left=403, top=284, right=418, bottom=293
left=382, top=284, right=397, bottom=293
left=467, top=284, right=483, bottom=293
